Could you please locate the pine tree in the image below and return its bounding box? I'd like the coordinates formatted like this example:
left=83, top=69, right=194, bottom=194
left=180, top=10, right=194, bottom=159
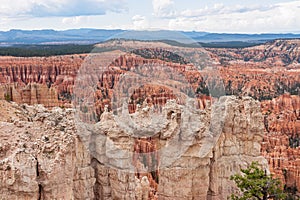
left=230, top=162, right=286, bottom=200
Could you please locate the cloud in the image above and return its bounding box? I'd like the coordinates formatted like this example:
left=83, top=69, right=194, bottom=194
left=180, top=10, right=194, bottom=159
left=166, top=1, right=300, bottom=33
left=0, top=0, right=127, bottom=18
left=179, top=4, right=277, bottom=18
left=1, top=0, right=299, bottom=33
left=152, top=0, right=176, bottom=18
left=62, top=16, right=90, bottom=25
left=132, top=15, right=149, bottom=30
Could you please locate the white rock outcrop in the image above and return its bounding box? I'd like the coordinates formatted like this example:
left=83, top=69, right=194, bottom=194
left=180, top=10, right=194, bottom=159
left=0, top=95, right=268, bottom=199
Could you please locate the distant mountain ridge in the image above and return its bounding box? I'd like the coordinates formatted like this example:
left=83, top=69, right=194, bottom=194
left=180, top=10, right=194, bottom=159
left=0, top=29, right=300, bottom=45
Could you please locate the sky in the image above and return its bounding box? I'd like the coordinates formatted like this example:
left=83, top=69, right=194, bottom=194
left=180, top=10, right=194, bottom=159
left=0, top=0, right=299, bottom=33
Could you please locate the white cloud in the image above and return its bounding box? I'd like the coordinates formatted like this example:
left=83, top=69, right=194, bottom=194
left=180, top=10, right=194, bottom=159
left=179, top=4, right=277, bottom=18
left=132, top=15, right=149, bottom=30
left=152, top=0, right=176, bottom=18
left=0, top=0, right=299, bottom=33
left=62, top=16, right=90, bottom=25
left=0, top=0, right=127, bottom=18
left=166, top=1, right=300, bottom=33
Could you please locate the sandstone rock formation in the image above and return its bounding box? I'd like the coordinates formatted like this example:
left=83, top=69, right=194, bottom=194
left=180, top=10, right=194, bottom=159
left=0, top=95, right=267, bottom=199
left=0, top=100, right=95, bottom=199
left=0, top=55, right=84, bottom=108
left=158, top=96, right=267, bottom=199
left=209, top=39, right=300, bottom=68
left=218, top=65, right=300, bottom=102
left=76, top=95, right=267, bottom=200
left=1, top=39, right=300, bottom=198
left=1, top=40, right=299, bottom=109
left=261, top=94, right=300, bottom=192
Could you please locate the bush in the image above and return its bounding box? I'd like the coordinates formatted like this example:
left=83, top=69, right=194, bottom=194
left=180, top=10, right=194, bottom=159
left=230, top=162, right=287, bottom=200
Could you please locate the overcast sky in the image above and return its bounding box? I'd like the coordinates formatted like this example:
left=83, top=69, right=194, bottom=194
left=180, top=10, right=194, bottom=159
left=0, top=0, right=299, bottom=33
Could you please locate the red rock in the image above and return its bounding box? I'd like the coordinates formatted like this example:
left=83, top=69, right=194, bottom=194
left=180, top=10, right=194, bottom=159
left=261, top=94, right=300, bottom=191
left=1, top=39, right=300, bottom=195
left=0, top=55, right=84, bottom=108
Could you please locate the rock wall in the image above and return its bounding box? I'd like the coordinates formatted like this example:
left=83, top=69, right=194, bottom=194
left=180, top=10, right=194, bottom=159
left=0, top=96, right=267, bottom=199
left=75, top=95, right=266, bottom=200
left=0, top=100, right=95, bottom=199
left=158, top=96, right=267, bottom=200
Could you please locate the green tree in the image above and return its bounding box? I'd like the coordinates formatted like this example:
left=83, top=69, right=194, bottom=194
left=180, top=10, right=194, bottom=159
left=230, top=162, right=286, bottom=200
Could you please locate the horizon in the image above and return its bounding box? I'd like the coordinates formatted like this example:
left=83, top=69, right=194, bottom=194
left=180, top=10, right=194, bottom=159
left=1, top=28, right=300, bottom=47
left=0, top=0, right=300, bottom=33
left=1, top=28, right=300, bottom=35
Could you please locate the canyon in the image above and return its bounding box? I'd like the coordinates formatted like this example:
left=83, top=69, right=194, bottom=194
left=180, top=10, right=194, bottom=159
left=0, top=39, right=299, bottom=199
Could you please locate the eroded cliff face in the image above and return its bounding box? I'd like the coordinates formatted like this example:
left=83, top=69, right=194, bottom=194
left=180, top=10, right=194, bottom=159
left=0, top=100, right=95, bottom=199
left=0, top=39, right=300, bottom=198
left=261, top=94, right=300, bottom=192
left=209, top=39, right=300, bottom=68
left=219, top=66, right=300, bottom=101
left=1, top=40, right=299, bottom=111
left=210, top=39, right=300, bottom=101
left=0, top=55, right=84, bottom=108
left=1, top=40, right=299, bottom=110
left=157, top=96, right=267, bottom=200
left=0, top=95, right=267, bottom=199
left=0, top=52, right=211, bottom=115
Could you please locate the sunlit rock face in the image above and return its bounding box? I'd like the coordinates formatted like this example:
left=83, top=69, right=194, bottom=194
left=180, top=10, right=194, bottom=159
left=0, top=94, right=267, bottom=199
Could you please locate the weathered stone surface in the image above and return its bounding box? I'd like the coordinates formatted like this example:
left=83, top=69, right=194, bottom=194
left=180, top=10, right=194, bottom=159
left=78, top=96, right=266, bottom=200
left=0, top=95, right=266, bottom=199
left=0, top=100, right=95, bottom=200
left=158, top=96, right=267, bottom=200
